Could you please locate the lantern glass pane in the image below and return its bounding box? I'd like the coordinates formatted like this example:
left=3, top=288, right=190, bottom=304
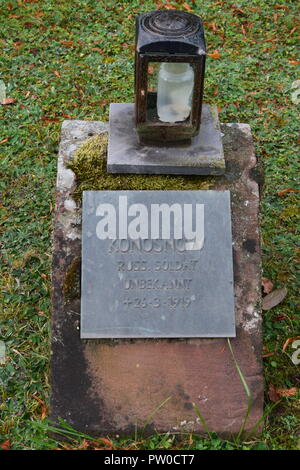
left=147, top=62, right=195, bottom=123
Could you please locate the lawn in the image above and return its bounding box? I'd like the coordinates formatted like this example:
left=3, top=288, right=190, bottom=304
left=0, top=0, right=299, bottom=450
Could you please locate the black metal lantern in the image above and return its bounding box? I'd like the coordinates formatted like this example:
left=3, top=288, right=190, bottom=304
left=135, top=10, right=206, bottom=144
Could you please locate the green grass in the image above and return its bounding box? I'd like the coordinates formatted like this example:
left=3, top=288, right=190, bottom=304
left=0, top=0, right=299, bottom=450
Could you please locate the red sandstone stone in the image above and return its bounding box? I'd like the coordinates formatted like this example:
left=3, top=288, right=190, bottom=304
left=50, top=120, right=263, bottom=436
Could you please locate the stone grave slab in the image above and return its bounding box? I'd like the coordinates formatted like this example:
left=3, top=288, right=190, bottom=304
left=107, top=103, right=225, bottom=175
left=81, top=190, right=235, bottom=338
left=50, top=120, right=263, bottom=436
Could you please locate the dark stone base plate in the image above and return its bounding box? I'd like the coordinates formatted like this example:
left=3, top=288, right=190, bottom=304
left=107, top=103, right=225, bottom=175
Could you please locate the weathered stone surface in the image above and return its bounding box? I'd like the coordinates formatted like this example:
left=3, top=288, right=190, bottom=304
left=107, top=103, right=225, bottom=175
left=50, top=119, right=263, bottom=436
left=81, top=190, right=235, bottom=338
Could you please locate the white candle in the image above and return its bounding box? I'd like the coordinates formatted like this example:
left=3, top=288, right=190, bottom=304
left=157, top=62, right=194, bottom=123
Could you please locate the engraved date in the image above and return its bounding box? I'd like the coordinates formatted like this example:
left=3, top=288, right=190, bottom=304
left=122, top=296, right=194, bottom=309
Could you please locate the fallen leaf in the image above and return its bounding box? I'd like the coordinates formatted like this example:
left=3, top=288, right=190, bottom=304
left=0, top=440, right=10, bottom=450
left=204, top=21, right=220, bottom=32
left=91, top=47, right=105, bottom=53
left=290, top=26, right=298, bottom=36
left=54, top=70, right=61, bottom=78
left=32, top=394, right=48, bottom=419
left=0, top=138, right=8, bottom=144
left=62, top=113, right=72, bottom=118
left=282, top=336, right=300, bottom=352
left=13, top=41, right=24, bottom=48
left=60, top=443, right=75, bottom=450
left=262, top=287, right=287, bottom=310
left=288, top=59, right=300, bottom=65
left=79, top=439, right=89, bottom=450
left=1, top=97, right=16, bottom=105
left=213, top=88, right=219, bottom=96
left=262, top=352, right=274, bottom=358
left=96, top=437, right=114, bottom=449
left=273, top=314, right=286, bottom=322
left=41, top=116, right=60, bottom=122
left=268, top=383, right=280, bottom=402
left=261, top=277, right=274, bottom=294
left=207, top=50, right=221, bottom=59
left=182, top=2, right=193, bottom=12
left=156, top=2, right=177, bottom=10
left=231, top=6, right=247, bottom=16
left=274, top=4, right=289, bottom=10
left=277, top=188, right=300, bottom=196
left=60, top=40, right=74, bottom=48
left=276, top=387, right=298, bottom=397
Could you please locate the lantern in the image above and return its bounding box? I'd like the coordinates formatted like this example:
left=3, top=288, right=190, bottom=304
left=135, top=10, right=206, bottom=144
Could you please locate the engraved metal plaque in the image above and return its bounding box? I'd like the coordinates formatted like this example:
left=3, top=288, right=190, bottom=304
left=81, top=191, right=235, bottom=338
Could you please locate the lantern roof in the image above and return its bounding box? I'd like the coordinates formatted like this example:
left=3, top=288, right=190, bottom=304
left=136, top=10, right=206, bottom=56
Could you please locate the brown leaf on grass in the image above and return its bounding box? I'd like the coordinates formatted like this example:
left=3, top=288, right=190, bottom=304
left=156, top=2, right=177, bottom=10
left=268, top=383, right=281, bottom=402
left=182, top=2, right=193, bottom=12
left=290, top=26, right=298, bottom=36
left=282, top=336, right=300, bottom=352
left=99, top=437, right=114, bottom=447
left=0, top=440, right=10, bottom=450
left=213, top=88, right=219, bottom=96
left=41, top=116, right=60, bottom=122
left=0, top=138, right=8, bottom=144
left=273, top=314, right=286, bottom=322
left=288, top=59, right=300, bottom=65
left=60, top=40, right=74, bottom=48
left=261, top=277, right=274, bottom=294
left=54, top=70, right=61, bottom=78
left=262, top=352, right=274, bottom=358
left=262, top=287, right=287, bottom=310
left=207, top=50, right=221, bottom=59
left=32, top=394, right=48, bottom=419
left=277, top=188, right=300, bottom=196
left=274, top=4, right=289, bottom=10
left=276, top=387, right=298, bottom=397
left=1, top=97, right=16, bottom=105
left=231, top=7, right=247, bottom=17
left=94, top=437, right=114, bottom=449
left=79, top=439, right=89, bottom=450
left=60, top=443, right=75, bottom=450
left=203, top=22, right=220, bottom=32
left=91, top=47, right=105, bottom=53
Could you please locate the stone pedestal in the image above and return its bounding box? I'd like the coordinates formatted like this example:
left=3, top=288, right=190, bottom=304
left=107, top=103, right=225, bottom=175
left=50, top=120, right=263, bottom=436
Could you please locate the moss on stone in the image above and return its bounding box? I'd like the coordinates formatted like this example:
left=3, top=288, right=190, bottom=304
left=63, top=258, right=81, bottom=301
left=67, top=132, right=215, bottom=203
